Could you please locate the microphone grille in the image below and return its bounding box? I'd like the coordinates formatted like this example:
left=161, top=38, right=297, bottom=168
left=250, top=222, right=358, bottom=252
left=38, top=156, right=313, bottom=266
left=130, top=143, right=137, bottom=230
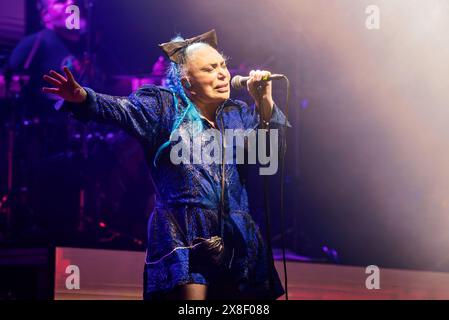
left=231, top=75, right=243, bottom=90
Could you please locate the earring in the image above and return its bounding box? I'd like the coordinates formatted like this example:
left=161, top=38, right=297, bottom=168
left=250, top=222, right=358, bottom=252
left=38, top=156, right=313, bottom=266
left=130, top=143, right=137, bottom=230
left=185, top=81, right=191, bottom=89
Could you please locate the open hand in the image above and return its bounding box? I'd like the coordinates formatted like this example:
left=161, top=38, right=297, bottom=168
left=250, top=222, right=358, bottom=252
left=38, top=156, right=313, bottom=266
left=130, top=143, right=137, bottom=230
left=42, top=66, right=87, bottom=103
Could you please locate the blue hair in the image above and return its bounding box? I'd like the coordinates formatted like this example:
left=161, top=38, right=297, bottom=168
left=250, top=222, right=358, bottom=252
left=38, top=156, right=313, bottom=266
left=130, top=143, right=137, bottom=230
left=153, top=60, right=204, bottom=167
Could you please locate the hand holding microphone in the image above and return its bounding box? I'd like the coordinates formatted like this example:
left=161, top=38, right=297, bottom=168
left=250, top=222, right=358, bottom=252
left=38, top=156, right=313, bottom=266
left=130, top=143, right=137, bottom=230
left=230, top=71, right=285, bottom=90
left=232, top=70, right=284, bottom=121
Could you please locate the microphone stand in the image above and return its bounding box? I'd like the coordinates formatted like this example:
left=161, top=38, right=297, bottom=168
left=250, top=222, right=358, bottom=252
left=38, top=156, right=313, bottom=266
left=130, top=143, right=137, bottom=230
left=255, top=88, right=277, bottom=299
left=1, top=38, right=38, bottom=243
left=76, top=0, right=95, bottom=235
left=0, top=68, right=15, bottom=240
left=256, top=75, right=290, bottom=300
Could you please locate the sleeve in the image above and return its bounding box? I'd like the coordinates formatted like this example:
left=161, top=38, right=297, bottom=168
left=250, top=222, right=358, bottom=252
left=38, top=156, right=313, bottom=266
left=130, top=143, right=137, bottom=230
left=239, top=101, right=292, bottom=164
left=55, top=85, right=174, bottom=142
left=240, top=101, right=292, bottom=130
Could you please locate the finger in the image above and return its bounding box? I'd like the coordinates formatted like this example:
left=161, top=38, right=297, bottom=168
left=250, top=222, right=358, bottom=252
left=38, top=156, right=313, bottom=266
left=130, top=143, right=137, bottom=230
left=255, top=70, right=262, bottom=81
left=63, top=66, right=75, bottom=83
left=50, top=70, right=67, bottom=83
left=246, top=76, right=255, bottom=88
left=246, top=79, right=252, bottom=90
left=249, top=70, right=255, bottom=77
left=42, top=87, right=60, bottom=94
left=43, top=75, right=62, bottom=87
left=246, top=75, right=256, bottom=90
left=261, top=70, right=271, bottom=81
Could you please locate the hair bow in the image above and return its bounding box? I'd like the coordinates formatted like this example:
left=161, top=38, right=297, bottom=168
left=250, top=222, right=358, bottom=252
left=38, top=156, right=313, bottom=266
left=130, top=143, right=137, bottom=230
left=158, top=29, right=218, bottom=64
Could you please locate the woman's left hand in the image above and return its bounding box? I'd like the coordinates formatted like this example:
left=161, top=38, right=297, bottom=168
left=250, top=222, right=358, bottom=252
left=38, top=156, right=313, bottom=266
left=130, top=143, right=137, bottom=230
left=246, top=69, right=274, bottom=121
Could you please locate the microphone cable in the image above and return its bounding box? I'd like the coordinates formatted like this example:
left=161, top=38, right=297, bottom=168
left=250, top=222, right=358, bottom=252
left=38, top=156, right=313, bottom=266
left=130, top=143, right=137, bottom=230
left=256, top=74, right=290, bottom=300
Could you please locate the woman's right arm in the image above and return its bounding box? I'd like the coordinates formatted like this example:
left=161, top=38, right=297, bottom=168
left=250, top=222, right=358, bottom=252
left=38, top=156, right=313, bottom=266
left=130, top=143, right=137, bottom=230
left=42, top=67, right=167, bottom=140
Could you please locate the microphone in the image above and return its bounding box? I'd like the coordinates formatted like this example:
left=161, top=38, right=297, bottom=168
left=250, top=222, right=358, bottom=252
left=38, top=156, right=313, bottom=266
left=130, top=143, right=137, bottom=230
left=231, top=74, right=285, bottom=89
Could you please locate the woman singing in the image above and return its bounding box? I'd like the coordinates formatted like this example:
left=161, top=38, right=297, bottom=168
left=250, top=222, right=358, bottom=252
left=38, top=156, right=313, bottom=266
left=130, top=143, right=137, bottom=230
left=42, top=29, right=288, bottom=300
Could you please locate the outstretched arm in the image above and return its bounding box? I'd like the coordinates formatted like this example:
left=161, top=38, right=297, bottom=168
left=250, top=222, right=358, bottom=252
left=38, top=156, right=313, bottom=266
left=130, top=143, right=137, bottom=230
left=42, top=67, right=167, bottom=140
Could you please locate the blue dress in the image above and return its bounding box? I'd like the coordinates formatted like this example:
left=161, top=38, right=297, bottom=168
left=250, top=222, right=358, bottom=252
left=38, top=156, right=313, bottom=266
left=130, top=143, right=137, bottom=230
left=61, top=84, right=289, bottom=300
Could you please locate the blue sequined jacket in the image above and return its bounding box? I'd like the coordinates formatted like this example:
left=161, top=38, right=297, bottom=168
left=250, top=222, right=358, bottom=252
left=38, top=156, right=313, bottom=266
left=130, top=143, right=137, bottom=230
left=60, top=84, right=290, bottom=299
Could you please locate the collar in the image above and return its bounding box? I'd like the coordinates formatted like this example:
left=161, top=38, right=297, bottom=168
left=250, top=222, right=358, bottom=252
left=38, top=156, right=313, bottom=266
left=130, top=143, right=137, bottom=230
left=215, top=98, right=244, bottom=117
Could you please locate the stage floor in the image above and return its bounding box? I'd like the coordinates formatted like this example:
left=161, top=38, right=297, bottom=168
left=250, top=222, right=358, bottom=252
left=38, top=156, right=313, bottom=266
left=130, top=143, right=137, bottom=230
left=52, top=247, right=449, bottom=300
